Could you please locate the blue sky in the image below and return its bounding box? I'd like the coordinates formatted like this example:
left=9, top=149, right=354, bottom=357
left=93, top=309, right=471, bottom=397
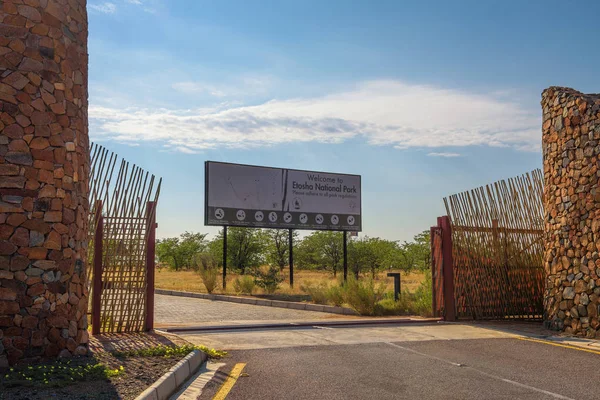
left=87, top=0, right=600, bottom=241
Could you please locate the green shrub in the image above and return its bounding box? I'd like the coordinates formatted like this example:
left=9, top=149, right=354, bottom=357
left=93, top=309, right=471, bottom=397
left=300, top=281, right=329, bottom=305
left=252, top=266, right=284, bottom=294
left=412, top=270, right=433, bottom=317
left=113, top=344, right=227, bottom=359
left=342, top=276, right=386, bottom=316
left=326, top=283, right=345, bottom=307
left=1, top=361, right=125, bottom=388
left=374, top=271, right=433, bottom=317
left=198, top=253, right=219, bottom=270
left=233, top=275, right=255, bottom=295
left=198, top=267, right=218, bottom=294
left=376, top=298, right=403, bottom=315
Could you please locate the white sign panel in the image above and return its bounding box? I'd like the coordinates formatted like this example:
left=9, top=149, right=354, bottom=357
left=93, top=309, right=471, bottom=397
left=205, top=161, right=362, bottom=231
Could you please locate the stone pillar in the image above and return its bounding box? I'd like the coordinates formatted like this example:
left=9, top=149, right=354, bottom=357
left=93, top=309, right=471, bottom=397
left=0, top=1, right=89, bottom=365
left=542, top=87, right=600, bottom=338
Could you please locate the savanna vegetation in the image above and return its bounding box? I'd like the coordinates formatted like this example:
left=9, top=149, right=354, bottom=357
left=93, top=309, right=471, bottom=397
left=155, top=228, right=433, bottom=316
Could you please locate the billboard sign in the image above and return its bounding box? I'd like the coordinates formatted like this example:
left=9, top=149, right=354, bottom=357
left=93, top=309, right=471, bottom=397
left=205, top=161, right=362, bottom=231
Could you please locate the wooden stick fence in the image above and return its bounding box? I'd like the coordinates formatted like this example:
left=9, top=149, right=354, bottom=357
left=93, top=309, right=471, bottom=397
left=88, top=143, right=161, bottom=334
left=436, top=169, right=544, bottom=320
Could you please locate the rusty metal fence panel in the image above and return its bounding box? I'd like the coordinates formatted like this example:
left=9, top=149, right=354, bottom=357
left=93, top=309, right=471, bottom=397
left=443, top=169, right=544, bottom=320
left=88, top=143, right=161, bottom=333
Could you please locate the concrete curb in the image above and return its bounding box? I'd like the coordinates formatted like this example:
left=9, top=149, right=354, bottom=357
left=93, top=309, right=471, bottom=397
left=135, top=350, right=208, bottom=400
left=155, top=288, right=359, bottom=316
left=163, top=317, right=442, bottom=333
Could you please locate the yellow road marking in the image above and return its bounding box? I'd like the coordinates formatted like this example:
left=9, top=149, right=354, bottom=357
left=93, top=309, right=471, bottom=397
left=213, top=363, right=247, bottom=400
left=517, top=337, right=600, bottom=355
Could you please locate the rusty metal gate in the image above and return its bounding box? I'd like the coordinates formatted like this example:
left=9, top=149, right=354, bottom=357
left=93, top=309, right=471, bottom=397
left=432, top=170, right=544, bottom=320
left=88, top=143, right=161, bottom=333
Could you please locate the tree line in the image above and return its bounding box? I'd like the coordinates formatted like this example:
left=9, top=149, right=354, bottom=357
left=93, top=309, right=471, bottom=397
left=156, top=228, right=431, bottom=277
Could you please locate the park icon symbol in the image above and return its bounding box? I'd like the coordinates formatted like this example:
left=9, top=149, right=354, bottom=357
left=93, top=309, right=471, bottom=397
left=269, top=212, right=278, bottom=222
left=255, top=211, right=264, bottom=222
left=284, top=212, right=293, bottom=223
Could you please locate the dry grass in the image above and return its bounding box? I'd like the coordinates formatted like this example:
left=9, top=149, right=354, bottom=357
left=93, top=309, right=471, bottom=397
left=155, top=268, right=426, bottom=296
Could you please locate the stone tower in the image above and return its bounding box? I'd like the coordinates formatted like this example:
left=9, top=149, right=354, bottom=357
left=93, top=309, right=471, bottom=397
left=542, top=87, right=600, bottom=337
left=1, top=1, right=89, bottom=365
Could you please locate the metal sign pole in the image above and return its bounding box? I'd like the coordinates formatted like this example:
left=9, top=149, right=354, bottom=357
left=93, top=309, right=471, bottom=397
left=222, top=226, right=228, bottom=290
left=145, top=201, right=157, bottom=331
left=92, top=200, right=103, bottom=335
left=289, top=228, right=294, bottom=288
left=343, top=230, right=348, bottom=282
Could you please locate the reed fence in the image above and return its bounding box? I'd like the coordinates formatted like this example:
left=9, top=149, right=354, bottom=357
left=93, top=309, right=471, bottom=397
left=433, top=169, right=544, bottom=320
left=88, top=143, right=161, bottom=333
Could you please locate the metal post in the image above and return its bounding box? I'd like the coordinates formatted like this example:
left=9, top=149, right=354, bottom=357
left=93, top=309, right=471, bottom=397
left=343, top=231, right=348, bottom=282
left=289, top=229, right=294, bottom=288
left=439, top=216, right=456, bottom=321
left=387, top=273, right=401, bottom=301
left=92, top=200, right=103, bottom=335
left=222, top=226, right=228, bottom=289
left=145, top=201, right=157, bottom=331
left=430, top=225, right=437, bottom=316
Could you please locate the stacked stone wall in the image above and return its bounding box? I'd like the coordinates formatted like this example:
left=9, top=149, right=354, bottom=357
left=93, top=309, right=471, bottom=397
left=542, top=87, right=600, bottom=337
left=0, top=0, right=89, bottom=365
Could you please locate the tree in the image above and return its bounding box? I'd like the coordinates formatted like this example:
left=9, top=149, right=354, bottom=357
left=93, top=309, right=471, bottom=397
left=156, top=232, right=208, bottom=271
left=214, top=227, right=267, bottom=275
left=348, top=237, right=372, bottom=279
left=412, top=230, right=431, bottom=269
left=265, top=229, right=299, bottom=270
left=180, top=232, right=209, bottom=269
left=207, top=236, right=224, bottom=268
left=296, top=231, right=343, bottom=276
left=347, top=237, right=401, bottom=279
left=156, top=237, right=183, bottom=270
left=398, top=230, right=431, bottom=271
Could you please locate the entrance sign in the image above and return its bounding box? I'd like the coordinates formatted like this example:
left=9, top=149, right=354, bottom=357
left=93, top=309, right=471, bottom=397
left=205, top=161, right=362, bottom=231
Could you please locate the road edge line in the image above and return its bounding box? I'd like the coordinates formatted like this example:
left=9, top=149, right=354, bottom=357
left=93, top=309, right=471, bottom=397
left=516, top=336, right=600, bottom=355
left=212, top=363, right=247, bottom=400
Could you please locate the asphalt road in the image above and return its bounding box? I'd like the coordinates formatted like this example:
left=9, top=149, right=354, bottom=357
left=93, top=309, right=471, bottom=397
left=196, top=334, right=600, bottom=399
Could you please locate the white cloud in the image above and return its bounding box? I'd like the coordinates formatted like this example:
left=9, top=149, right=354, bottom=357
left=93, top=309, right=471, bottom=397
left=90, top=2, right=117, bottom=13
left=122, top=0, right=160, bottom=14
left=428, top=152, right=462, bottom=157
left=90, top=80, right=540, bottom=153
left=171, top=82, right=227, bottom=97
left=172, top=76, right=274, bottom=98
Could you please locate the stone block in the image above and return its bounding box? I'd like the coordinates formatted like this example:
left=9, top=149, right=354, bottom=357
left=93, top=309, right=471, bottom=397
left=287, top=302, right=307, bottom=310
left=170, top=359, right=191, bottom=387
left=154, top=373, right=177, bottom=400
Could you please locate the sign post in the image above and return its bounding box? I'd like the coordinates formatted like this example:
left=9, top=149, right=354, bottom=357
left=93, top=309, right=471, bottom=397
left=343, top=231, right=348, bottom=282
left=289, top=229, right=294, bottom=287
left=222, top=226, right=227, bottom=289
left=387, top=272, right=401, bottom=301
